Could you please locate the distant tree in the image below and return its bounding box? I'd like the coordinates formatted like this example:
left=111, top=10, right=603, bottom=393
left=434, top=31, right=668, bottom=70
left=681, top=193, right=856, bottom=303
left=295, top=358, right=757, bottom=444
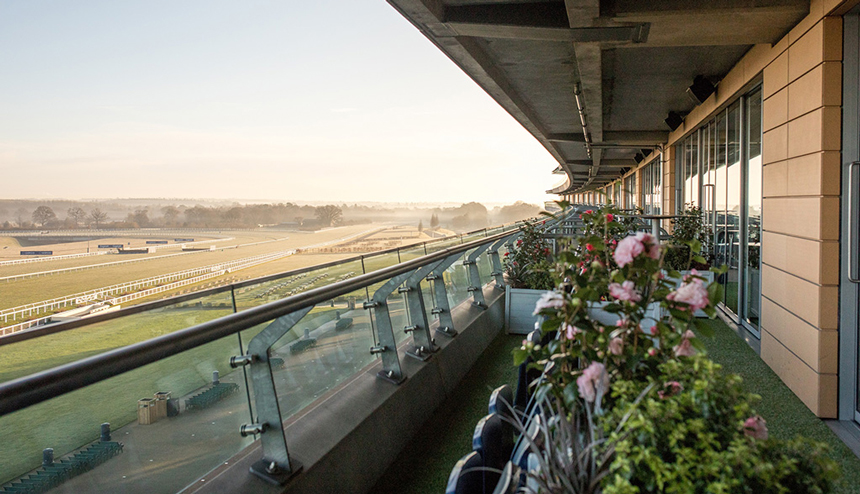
left=315, top=205, right=343, bottom=227
left=161, top=205, right=180, bottom=225
left=32, top=206, right=56, bottom=227
left=496, top=201, right=541, bottom=224
left=430, top=213, right=439, bottom=228
left=14, top=208, right=29, bottom=227
left=67, top=207, right=87, bottom=227
left=418, top=220, right=423, bottom=232
left=129, top=208, right=150, bottom=227
left=90, top=208, right=108, bottom=229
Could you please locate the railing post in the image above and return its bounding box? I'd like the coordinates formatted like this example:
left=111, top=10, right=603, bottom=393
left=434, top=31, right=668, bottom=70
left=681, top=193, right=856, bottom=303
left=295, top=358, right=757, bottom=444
left=488, top=237, right=509, bottom=289
left=427, top=253, right=464, bottom=337
left=238, top=306, right=313, bottom=485
left=464, top=244, right=492, bottom=309
left=365, top=269, right=419, bottom=383
left=401, top=259, right=448, bottom=360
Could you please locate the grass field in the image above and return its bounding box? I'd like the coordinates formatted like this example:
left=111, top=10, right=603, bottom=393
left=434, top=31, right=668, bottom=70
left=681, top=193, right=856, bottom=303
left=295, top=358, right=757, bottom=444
left=0, top=226, right=378, bottom=311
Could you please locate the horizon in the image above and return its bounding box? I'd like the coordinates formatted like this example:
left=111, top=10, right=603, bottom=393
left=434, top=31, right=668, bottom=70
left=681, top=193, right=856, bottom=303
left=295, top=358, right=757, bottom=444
left=0, top=1, right=559, bottom=205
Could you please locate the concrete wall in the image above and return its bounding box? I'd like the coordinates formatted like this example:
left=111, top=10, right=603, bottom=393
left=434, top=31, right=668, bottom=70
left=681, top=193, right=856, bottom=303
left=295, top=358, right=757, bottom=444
left=590, top=0, right=848, bottom=417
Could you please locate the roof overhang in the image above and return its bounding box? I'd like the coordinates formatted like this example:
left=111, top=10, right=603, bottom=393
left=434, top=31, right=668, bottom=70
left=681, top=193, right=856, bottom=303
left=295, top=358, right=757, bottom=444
left=388, top=0, right=808, bottom=194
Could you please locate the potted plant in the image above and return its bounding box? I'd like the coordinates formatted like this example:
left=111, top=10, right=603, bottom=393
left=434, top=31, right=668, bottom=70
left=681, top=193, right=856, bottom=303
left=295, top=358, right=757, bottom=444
left=509, top=226, right=839, bottom=493
left=504, top=220, right=554, bottom=334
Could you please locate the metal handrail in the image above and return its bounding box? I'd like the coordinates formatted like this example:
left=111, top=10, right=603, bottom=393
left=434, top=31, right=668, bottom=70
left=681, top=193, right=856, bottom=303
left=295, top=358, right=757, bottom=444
left=0, top=227, right=523, bottom=416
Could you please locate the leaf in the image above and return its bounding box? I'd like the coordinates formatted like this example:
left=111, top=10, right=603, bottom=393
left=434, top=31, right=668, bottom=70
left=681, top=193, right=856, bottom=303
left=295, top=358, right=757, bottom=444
left=707, top=282, right=724, bottom=305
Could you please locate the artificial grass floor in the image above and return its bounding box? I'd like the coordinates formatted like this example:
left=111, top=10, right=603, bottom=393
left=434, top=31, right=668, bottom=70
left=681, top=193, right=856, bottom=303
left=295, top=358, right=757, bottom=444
left=371, top=332, right=522, bottom=494
left=373, top=318, right=860, bottom=493
left=698, top=318, right=860, bottom=494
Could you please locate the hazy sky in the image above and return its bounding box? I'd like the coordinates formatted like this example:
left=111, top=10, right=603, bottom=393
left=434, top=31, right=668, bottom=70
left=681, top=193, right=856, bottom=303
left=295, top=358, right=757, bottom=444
left=0, top=1, right=560, bottom=205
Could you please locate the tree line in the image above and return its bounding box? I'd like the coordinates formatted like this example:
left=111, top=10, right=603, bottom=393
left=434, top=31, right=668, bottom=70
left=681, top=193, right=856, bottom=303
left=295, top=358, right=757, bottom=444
left=2, top=200, right=542, bottom=231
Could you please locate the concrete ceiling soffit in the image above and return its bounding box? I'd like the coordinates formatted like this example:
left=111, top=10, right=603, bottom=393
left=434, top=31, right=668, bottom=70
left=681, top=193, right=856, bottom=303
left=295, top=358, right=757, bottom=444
left=433, top=2, right=649, bottom=43
left=603, top=0, right=808, bottom=47
left=548, top=130, right=667, bottom=145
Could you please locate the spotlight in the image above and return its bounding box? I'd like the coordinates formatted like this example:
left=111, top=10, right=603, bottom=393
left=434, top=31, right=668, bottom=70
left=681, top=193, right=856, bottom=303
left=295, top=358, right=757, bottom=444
left=686, top=75, right=715, bottom=105
left=664, top=111, right=684, bottom=131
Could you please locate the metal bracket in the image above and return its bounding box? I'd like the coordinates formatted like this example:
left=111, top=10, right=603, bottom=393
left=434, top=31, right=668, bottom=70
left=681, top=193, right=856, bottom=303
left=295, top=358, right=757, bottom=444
left=428, top=253, right=463, bottom=337
left=489, top=237, right=509, bottom=290
left=368, top=269, right=424, bottom=384
left=465, top=244, right=492, bottom=309
left=244, top=306, right=313, bottom=485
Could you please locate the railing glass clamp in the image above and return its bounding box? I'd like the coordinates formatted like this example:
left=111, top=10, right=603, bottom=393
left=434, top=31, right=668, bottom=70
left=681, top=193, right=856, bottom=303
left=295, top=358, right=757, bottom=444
left=403, top=325, right=419, bottom=333
left=363, top=301, right=380, bottom=310
left=370, top=345, right=387, bottom=354
left=240, top=423, right=266, bottom=437
left=462, top=260, right=476, bottom=266
left=431, top=307, right=445, bottom=314
left=229, top=354, right=256, bottom=368
left=425, top=274, right=440, bottom=281
left=467, top=286, right=479, bottom=292
left=397, top=286, right=412, bottom=293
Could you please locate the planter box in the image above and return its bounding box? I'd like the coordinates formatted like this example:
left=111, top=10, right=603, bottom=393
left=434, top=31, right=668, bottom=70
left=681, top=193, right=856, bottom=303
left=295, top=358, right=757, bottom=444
left=666, top=270, right=715, bottom=318
left=505, top=288, right=546, bottom=335
left=506, top=288, right=663, bottom=335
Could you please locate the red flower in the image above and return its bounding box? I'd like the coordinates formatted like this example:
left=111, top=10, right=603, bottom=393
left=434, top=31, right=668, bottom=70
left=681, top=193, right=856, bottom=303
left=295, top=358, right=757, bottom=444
left=606, top=214, right=614, bottom=222
left=585, top=244, right=594, bottom=252
left=541, top=220, right=546, bottom=225
left=585, top=209, right=593, bottom=214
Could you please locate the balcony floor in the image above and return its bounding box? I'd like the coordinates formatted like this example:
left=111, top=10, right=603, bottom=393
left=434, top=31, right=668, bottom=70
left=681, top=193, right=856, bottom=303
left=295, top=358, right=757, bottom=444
left=373, top=319, right=860, bottom=494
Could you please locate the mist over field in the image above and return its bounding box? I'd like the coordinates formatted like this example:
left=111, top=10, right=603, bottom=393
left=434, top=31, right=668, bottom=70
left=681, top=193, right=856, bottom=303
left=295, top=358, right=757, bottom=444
left=0, top=198, right=547, bottom=233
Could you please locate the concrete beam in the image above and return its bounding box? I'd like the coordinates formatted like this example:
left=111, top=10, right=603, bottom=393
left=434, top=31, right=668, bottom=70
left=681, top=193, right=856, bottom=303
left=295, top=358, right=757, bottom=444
left=548, top=130, right=668, bottom=144
left=442, top=22, right=648, bottom=42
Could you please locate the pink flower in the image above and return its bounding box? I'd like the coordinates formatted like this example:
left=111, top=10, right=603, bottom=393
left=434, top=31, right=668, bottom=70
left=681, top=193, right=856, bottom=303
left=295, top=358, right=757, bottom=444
left=609, top=281, right=642, bottom=302
left=562, top=323, right=580, bottom=339
left=667, top=278, right=709, bottom=312
left=606, top=213, right=614, bottom=222
left=614, top=235, right=644, bottom=267
left=533, top=291, right=565, bottom=315
left=743, top=415, right=768, bottom=440
left=585, top=210, right=593, bottom=214
left=658, top=381, right=683, bottom=399
left=585, top=243, right=594, bottom=252
left=673, top=330, right=697, bottom=357
left=576, top=362, right=609, bottom=402
left=647, top=348, right=657, bottom=357
left=609, top=337, right=624, bottom=355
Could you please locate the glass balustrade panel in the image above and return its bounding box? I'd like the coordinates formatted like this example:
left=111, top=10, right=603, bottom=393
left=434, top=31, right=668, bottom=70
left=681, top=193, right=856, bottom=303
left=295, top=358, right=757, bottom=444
left=361, top=251, right=401, bottom=273
left=0, top=333, right=253, bottom=493
left=444, top=252, right=473, bottom=309
left=266, top=289, right=376, bottom=420
left=0, top=290, right=234, bottom=386
left=232, top=260, right=364, bottom=312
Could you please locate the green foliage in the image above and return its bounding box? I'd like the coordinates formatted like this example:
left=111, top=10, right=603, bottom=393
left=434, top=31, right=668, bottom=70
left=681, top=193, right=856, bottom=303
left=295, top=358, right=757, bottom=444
left=503, top=220, right=554, bottom=290
left=604, top=356, right=839, bottom=494
left=513, top=205, right=839, bottom=493
left=665, top=205, right=713, bottom=271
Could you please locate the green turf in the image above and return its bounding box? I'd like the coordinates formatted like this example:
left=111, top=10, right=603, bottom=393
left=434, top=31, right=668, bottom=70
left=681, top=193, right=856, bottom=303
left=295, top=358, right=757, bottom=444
left=698, top=318, right=860, bottom=494
left=373, top=320, right=860, bottom=494
left=371, top=333, right=522, bottom=494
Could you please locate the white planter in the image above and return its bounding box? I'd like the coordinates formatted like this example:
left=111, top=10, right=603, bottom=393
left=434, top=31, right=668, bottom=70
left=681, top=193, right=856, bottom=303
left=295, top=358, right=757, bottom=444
left=505, top=288, right=664, bottom=335
left=505, top=288, right=546, bottom=335
left=666, top=270, right=715, bottom=318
